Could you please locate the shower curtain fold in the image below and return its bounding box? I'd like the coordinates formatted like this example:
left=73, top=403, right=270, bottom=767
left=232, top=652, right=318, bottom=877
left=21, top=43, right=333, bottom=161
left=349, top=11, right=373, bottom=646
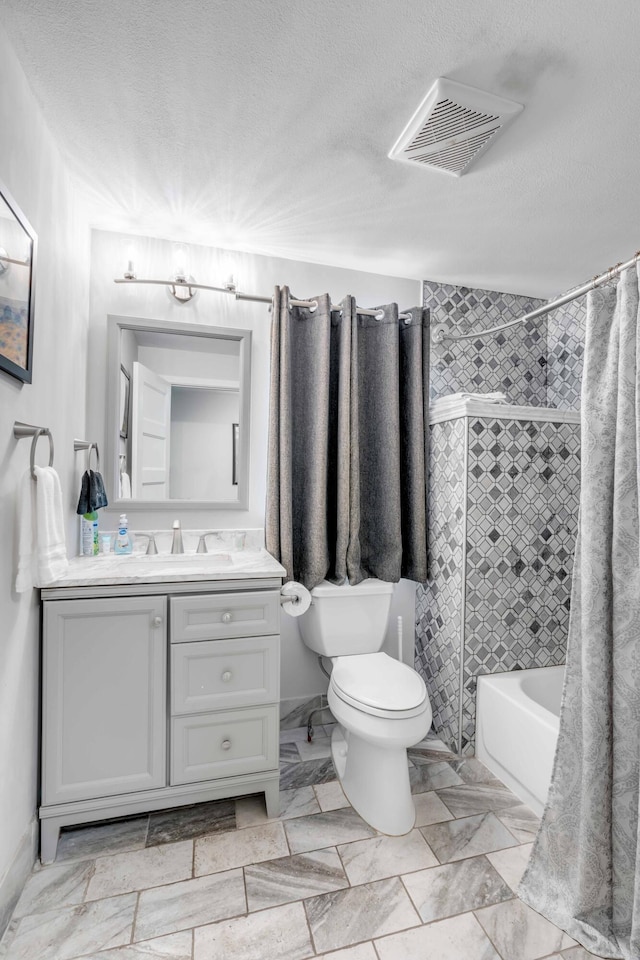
left=519, top=264, right=640, bottom=960
left=265, top=287, right=429, bottom=590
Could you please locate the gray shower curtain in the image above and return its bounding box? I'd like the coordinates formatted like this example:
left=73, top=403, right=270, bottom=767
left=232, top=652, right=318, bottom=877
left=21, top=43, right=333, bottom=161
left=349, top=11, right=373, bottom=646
left=265, top=286, right=429, bottom=589
left=520, top=265, right=640, bottom=959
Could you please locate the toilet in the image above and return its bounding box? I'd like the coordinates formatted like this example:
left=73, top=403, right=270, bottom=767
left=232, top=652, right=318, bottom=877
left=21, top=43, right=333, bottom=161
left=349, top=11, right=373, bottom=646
left=298, top=579, right=432, bottom=835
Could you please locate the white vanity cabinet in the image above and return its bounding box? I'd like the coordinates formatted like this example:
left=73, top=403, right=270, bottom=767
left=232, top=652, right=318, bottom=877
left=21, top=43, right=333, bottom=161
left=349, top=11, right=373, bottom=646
left=40, top=578, right=282, bottom=863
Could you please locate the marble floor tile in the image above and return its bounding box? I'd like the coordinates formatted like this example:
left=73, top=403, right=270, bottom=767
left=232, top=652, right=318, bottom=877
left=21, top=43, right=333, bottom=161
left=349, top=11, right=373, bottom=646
left=280, top=725, right=320, bottom=743
left=13, top=860, right=93, bottom=917
left=475, top=898, right=575, bottom=960
left=420, top=812, right=519, bottom=863
left=451, top=758, right=505, bottom=785
left=412, top=791, right=454, bottom=827
left=195, top=822, right=289, bottom=875
left=245, top=847, right=348, bottom=911
left=280, top=758, right=336, bottom=790
left=146, top=800, right=235, bottom=846
left=4, top=893, right=137, bottom=960
left=313, top=781, right=349, bottom=812
left=305, top=876, right=420, bottom=953
left=194, top=900, right=313, bottom=960
left=407, top=744, right=457, bottom=765
left=316, top=945, right=377, bottom=960
left=236, top=787, right=320, bottom=828
left=281, top=700, right=321, bottom=730
left=401, top=854, right=513, bottom=923
left=409, top=761, right=463, bottom=793
left=85, top=840, right=193, bottom=900
left=562, top=948, right=606, bottom=959
left=55, top=817, right=149, bottom=862
left=486, top=842, right=533, bottom=891
left=297, top=737, right=332, bottom=761
left=338, top=830, right=438, bottom=885
left=279, top=742, right=303, bottom=763
left=497, top=803, right=541, bottom=842
left=135, top=868, right=245, bottom=941
left=435, top=782, right=520, bottom=818
left=284, top=808, right=377, bottom=855
left=77, top=931, right=193, bottom=959
left=374, top=911, right=500, bottom=960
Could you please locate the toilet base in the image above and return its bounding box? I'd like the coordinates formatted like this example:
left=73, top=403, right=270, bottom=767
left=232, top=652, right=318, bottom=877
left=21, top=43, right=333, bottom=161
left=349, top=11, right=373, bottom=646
left=330, top=725, right=416, bottom=836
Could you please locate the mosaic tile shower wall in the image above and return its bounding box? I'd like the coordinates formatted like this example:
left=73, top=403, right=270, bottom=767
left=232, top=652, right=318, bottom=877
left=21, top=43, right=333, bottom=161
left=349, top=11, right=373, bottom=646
left=416, top=411, right=580, bottom=755
left=424, top=281, right=548, bottom=405
left=415, top=418, right=466, bottom=750
left=546, top=297, right=585, bottom=410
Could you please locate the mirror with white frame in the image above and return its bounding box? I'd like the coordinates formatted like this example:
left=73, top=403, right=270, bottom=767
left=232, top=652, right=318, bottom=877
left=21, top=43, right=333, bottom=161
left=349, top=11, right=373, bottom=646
left=106, top=315, right=251, bottom=509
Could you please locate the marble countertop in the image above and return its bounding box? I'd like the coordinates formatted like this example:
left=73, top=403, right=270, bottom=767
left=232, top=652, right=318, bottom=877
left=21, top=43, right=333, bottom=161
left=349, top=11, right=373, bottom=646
left=46, top=548, right=286, bottom=588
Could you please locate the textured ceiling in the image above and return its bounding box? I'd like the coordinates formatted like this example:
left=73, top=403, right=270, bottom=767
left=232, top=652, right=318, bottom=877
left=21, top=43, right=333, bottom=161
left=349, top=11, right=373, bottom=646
left=2, top=0, right=639, bottom=296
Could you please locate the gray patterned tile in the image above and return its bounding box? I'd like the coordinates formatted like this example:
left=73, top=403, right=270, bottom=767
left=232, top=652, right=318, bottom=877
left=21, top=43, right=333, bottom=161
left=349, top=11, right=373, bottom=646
left=147, top=800, right=235, bottom=846
left=420, top=812, right=518, bottom=863
left=76, top=931, right=192, bottom=959
left=235, top=787, right=320, bottom=827
left=400, top=854, right=513, bottom=922
left=280, top=758, right=336, bottom=790
left=486, top=842, right=533, bottom=891
left=338, top=830, right=438, bottom=885
left=305, top=877, right=420, bottom=953
left=475, top=898, right=575, bottom=959
left=135, top=869, right=246, bottom=941
left=497, top=803, right=540, bottom=842
left=13, top=861, right=93, bottom=918
left=284, top=808, right=376, bottom=855
left=245, top=848, right=348, bottom=911
left=451, top=758, right=504, bottom=784
left=4, top=893, right=137, bottom=960
left=412, top=791, right=454, bottom=827
left=55, top=817, right=149, bottom=863
left=194, top=901, right=313, bottom=960
left=297, top=738, right=332, bottom=761
left=375, top=911, right=500, bottom=960
left=435, top=782, right=520, bottom=818
left=279, top=742, right=303, bottom=763
left=195, top=822, right=288, bottom=875
left=85, top=841, right=193, bottom=900
left=409, top=760, right=463, bottom=793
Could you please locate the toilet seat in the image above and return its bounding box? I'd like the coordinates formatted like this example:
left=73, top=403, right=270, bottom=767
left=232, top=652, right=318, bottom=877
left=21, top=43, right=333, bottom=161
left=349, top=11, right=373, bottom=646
left=331, top=652, right=428, bottom=720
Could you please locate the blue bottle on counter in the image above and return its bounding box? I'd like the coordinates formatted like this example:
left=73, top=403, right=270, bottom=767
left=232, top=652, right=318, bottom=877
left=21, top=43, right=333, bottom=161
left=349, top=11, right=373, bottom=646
left=114, top=513, right=133, bottom=555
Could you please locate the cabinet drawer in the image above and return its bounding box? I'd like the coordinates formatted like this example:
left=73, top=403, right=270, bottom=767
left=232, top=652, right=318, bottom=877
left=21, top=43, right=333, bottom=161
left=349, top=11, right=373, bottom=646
left=171, top=705, right=278, bottom=785
left=172, top=636, right=280, bottom=714
left=170, top=591, right=280, bottom=642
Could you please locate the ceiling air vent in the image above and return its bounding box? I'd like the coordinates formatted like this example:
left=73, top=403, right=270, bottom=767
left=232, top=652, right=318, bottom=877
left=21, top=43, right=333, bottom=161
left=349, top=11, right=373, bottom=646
left=389, top=78, right=523, bottom=177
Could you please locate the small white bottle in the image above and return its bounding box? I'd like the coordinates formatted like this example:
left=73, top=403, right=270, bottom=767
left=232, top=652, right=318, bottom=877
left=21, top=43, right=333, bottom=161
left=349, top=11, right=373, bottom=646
left=114, top=514, right=133, bottom=555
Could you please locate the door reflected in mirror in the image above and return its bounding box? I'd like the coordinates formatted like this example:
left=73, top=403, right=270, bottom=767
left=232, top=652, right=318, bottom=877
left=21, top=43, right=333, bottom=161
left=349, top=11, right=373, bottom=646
left=108, top=317, right=251, bottom=509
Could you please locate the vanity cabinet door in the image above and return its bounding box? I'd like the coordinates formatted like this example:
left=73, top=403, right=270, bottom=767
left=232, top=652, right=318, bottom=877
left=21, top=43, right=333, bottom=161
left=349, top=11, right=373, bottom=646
left=42, top=596, right=167, bottom=804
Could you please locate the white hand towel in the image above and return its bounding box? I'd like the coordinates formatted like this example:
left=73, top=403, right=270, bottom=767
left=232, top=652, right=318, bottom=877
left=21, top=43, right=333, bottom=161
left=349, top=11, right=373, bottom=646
left=120, top=472, right=132, bottom=499
left=16, top=467, right=68, bottom=592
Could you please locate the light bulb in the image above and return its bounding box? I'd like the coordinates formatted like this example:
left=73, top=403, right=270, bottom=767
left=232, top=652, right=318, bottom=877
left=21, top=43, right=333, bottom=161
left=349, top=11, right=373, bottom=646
left=172, top=242, right=190, bottom=281
left=121, top=239, right=136, bottom=279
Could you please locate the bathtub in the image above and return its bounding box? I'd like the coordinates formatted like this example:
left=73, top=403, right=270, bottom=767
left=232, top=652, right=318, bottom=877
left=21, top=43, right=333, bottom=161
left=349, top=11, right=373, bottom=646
left=476, top=665, right=564, bottom=816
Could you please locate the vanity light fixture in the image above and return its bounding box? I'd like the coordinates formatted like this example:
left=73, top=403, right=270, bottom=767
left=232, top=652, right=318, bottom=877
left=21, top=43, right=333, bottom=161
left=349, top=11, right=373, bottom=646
left=114, top=261, right=271, bottom=305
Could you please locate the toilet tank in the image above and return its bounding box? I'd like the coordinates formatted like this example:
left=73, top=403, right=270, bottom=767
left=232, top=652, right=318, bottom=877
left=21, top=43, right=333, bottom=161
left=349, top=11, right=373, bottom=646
left=298, top=579, right=394, bottom=657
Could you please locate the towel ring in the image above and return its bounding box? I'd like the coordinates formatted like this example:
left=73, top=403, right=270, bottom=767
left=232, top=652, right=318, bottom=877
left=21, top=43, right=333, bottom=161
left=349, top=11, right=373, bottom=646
left=30, top=428, right=54, bottom=480
left=74, top=439, right=100, bottom=472
left=13, top=422, right=54, bottom=481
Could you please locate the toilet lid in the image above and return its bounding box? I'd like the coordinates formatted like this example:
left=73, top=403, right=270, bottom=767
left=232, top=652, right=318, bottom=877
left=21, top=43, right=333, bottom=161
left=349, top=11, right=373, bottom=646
left=331, top=652, right=426, bottom=712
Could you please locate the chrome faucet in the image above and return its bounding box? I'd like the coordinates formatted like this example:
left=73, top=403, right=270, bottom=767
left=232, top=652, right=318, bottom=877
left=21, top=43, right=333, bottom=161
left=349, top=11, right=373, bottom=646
left=197, top=531, right=224, bottom=554
left=135, top=533, right=158, bottom=556
left=171, top=520, right=184, bottom=554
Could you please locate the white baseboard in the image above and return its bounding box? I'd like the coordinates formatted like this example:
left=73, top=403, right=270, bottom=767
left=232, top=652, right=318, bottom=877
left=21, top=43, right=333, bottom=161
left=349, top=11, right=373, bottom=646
left=0, top=819, right=37, bottom=941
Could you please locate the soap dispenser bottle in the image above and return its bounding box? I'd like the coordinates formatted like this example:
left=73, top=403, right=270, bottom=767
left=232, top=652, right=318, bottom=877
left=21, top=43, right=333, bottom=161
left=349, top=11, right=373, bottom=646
left=114, top=513, right=133, bottom=555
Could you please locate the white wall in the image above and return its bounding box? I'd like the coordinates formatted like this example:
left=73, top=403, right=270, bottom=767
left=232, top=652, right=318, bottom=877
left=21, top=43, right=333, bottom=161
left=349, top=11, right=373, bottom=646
left=0, top=25, right=90, bottom=927
left=169, top=389, right=239, bottom=500
left=88, top=229, right=421, bottom=706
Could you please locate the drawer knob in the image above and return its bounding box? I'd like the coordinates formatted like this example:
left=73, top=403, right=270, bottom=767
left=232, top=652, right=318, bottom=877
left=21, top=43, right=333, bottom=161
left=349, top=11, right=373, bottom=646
left=221, top=670, right=232, bottom=683
left=153, top=616, right=163, bottom=627
left=221, top=739, right=232, bottom=751
left=221, top=612, right=233, bottom=624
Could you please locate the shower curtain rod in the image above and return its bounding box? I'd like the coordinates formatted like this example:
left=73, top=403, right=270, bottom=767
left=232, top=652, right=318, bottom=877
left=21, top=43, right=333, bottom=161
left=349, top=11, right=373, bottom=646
left=114, top=278, right=413, bottom=320
left=431, top=249, right=640, bottom=344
